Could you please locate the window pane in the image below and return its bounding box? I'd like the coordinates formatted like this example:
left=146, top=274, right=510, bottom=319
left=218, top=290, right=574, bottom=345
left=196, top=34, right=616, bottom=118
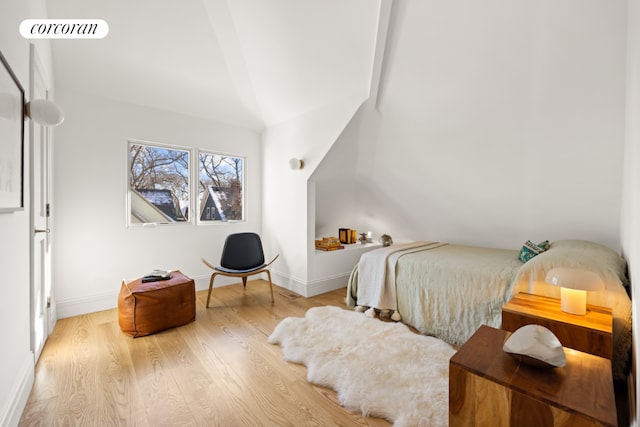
left=198, top=152, right=244, bottom=222
left=128, top=142, right=190, bottom=224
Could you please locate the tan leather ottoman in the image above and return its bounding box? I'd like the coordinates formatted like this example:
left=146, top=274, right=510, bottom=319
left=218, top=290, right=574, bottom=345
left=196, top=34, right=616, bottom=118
left=118, top=271, right=196, bottom=337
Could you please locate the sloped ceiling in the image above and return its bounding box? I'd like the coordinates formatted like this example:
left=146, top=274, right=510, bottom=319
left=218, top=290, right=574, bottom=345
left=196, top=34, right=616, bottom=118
left=46, top=0, right=380, bottom=131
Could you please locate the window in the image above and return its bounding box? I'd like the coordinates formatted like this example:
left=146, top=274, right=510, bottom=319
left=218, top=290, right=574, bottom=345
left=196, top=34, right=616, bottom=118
left=198, top=151, right=244, bottom=223
left=128, top=141, right=190, bottom=225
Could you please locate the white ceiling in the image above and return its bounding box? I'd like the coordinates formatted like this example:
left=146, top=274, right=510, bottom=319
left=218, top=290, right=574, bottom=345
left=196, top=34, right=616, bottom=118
left=46, top=0, right=380, bottom=131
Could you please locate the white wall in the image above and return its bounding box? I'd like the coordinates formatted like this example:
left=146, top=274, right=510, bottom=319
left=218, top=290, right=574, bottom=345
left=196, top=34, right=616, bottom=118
left=261, top=93, right=366, bottom=295
left=0, top=0, right=54, bottom=424
left=261, top=2, right=389, bottom=296
left=622, top=0, right=639, bottom=423
left=311, top=103, right=365, bottom=240
left=0, top=35, right=33, bottom=427
left=52, top=90, right=262, bottom=317
left=314, top=0, right=627, bottom=252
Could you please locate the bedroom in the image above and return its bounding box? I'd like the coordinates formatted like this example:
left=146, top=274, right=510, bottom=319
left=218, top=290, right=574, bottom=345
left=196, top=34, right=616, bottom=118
left=1, top=0, right=640, bottom=425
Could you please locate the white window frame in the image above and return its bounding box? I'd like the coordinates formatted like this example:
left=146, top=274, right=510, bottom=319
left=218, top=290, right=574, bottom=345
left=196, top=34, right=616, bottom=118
left=126, top=139, right=193, bottom=227
left=196, top=149, right=246, bottom=226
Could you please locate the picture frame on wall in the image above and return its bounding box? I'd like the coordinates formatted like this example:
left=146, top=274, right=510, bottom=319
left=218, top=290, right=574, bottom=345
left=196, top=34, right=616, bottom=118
left=0, top=49, right=25, bottom=212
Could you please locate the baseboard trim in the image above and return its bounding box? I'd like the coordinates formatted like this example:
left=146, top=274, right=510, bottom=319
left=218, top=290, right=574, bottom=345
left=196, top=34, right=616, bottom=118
left=56, top=274, right=240, bottom=319
left=270, top=271, right=350, bottom=298
left=1, top=351, right=34, bottom=427
left=270, top=271, right=309, bottom=296
left=55, top=271, right=347, bottom=319
left=56, top=290, right=120, bottom=319
left=306, top=273, right=351, bottom=297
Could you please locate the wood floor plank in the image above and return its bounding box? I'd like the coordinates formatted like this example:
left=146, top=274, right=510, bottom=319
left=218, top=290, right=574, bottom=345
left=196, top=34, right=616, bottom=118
left=128, top=331, right=197, bottom=425
left=90, top=320, right=139, bottom=426
left=20, top=282, right=391, bottom=427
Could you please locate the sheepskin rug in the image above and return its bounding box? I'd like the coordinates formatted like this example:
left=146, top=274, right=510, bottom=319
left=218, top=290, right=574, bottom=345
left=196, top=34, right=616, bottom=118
left=268, top=306, right=456, bottom=427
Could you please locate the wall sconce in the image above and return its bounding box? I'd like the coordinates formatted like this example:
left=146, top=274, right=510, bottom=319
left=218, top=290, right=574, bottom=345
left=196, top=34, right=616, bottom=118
left=289, top=158, right=304, bottom=170
left=25, top=99, right=65, bottom=127
left=544, top=267, right=604, bottom=315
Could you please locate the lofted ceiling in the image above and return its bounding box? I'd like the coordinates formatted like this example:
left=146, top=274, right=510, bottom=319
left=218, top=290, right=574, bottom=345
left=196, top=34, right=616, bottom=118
left=46, top=0, right=381, bottom=131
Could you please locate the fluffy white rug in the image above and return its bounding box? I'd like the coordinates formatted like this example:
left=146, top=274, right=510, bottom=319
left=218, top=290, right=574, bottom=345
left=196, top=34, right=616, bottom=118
left=268, top=306, right=456, bottom=427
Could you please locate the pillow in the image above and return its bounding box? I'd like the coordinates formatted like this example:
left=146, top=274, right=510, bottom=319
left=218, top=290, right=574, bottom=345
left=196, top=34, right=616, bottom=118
left=518, top=240, right=550, bottom=263
left=515, top=239, right=627, bottom=288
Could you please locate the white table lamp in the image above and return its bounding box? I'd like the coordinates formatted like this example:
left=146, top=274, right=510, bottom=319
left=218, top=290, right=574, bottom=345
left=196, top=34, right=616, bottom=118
left=544, top=267, right=604, bottom=315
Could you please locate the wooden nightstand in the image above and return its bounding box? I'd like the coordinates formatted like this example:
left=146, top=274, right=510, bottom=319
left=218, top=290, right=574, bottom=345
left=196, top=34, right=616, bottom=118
left=502, top=292, right=612, bottom=359
left=449, top=325, right=617, bottom=427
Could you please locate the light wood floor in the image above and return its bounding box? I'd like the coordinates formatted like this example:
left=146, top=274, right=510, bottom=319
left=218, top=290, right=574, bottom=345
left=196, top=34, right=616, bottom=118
left=19, top=281, right=391, bottom=427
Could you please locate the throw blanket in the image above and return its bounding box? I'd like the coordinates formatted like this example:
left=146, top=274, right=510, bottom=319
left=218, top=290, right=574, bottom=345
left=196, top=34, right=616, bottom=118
left=395, top=245, right=523, bottom=345
left=354, top=242, right=446, bottom=312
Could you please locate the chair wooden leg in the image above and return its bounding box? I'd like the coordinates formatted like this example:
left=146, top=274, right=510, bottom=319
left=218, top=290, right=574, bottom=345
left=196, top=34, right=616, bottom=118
left=266, top=270, right=274, bottom=304
left=206, top=273, right=217, bottom=308
left=242, top=276, right=248, bottom=288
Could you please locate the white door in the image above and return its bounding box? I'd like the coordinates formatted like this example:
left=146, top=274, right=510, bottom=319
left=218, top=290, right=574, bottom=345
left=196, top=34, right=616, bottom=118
left=30, top=45, right=54, bottom=361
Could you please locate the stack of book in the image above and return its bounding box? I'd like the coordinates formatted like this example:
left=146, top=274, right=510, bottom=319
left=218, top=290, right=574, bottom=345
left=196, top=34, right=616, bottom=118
left=142, top=269, right=174, bottom=283
left=315, top=237, right=344, bottom=251
left=339, top=228, right=358, bottom=244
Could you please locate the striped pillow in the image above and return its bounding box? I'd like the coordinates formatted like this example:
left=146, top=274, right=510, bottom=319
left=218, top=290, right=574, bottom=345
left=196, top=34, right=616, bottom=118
left=518, top=240, right=550, bottom=263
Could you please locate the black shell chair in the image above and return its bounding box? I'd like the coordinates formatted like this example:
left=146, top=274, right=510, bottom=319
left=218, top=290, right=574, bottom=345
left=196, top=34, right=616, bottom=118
left=201, top=232, right=279, bottom=307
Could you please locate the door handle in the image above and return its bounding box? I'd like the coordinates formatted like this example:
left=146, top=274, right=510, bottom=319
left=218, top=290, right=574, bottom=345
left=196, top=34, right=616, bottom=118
left=34, top=228, right=50, bottom=234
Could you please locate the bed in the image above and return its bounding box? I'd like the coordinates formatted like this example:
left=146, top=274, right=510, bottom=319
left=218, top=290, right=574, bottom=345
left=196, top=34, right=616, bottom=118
left=346, top=239, right=632, bottom=380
